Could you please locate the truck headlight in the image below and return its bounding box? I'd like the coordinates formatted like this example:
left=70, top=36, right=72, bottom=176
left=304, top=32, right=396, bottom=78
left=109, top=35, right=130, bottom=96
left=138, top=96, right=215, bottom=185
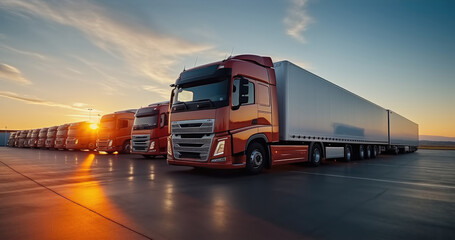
left=213, top=140, right=225, bottom=156
left=149, top=141, right=155, bottom=150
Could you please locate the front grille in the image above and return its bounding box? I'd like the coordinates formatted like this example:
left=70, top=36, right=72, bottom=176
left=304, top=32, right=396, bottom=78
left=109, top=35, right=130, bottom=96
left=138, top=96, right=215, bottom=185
left=132, top=134, right=150, bottom=152
left=98, top=140, right=109, bottom=148
left=171, top=119, right=215, bottom=161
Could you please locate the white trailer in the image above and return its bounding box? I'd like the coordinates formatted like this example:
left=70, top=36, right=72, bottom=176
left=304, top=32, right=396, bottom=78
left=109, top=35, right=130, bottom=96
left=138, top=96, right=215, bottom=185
left=388, top=110, right=419, bottom=153
left=274, top=60, right=418, bottom=161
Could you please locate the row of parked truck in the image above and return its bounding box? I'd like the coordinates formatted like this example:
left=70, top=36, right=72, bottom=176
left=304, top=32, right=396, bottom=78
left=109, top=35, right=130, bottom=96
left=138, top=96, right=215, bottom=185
left=7, top=102, right=170, bottom=158
left=8, top=54, right=419, bottom=173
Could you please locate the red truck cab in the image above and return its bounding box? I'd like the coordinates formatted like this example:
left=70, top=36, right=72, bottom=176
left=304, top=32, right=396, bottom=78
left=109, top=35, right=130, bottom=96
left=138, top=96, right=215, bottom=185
left=66, top=122, right=98, bottom=151
left=45, top=126, right=58, bottom=148
left=97, top=110, right=136, bottom=154
left=37, top=128, right=49, bottom=148
left=55, top=124, right=70, bottom=149
left=131, top=102, right=170, bottom=158
left=17, top=130, right=28, bottom=147
left=167, top=55, right=278, bottom=172
left=28, top=129, right=41, bottom=148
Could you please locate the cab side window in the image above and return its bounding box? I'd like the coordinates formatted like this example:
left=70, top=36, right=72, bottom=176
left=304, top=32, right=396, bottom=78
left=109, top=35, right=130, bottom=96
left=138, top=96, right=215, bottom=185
left=232, top=78, right=255, bottom=106
left=160, top=113, right=168, bottom=128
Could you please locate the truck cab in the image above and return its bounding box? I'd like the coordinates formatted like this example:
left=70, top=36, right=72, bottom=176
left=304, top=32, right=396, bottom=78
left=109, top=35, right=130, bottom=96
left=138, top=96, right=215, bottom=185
left=17, top=130, right=28, bottom=147
left=66, top=122, right=98, bottom=151
left=45, top=126, right=58, bottom=148
left=131, top=102, right=170, bottom=158
left=37, top=128, right=49, bottom=148
left=97, top=110, right=136, bottom=154
left=28, top=129, right=41, bottom=148
left=8, top=132, right=16, bottom=147
left=167, top=55, right=277, bottom=171
left=55, top=124, right=69, bottom=149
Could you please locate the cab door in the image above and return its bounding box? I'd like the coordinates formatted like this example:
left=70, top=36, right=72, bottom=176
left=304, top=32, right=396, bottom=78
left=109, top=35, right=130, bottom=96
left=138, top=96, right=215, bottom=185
left=230, top=77, right=258, bottom=154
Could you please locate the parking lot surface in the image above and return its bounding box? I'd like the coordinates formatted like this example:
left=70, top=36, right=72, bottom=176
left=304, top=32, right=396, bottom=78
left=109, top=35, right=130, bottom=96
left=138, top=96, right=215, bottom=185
left=0, top=148, right=454, bottom=240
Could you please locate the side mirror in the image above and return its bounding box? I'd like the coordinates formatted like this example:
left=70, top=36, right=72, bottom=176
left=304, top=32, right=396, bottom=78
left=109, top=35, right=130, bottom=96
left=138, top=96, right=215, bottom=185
left=239, top=78, right=249, bottom=104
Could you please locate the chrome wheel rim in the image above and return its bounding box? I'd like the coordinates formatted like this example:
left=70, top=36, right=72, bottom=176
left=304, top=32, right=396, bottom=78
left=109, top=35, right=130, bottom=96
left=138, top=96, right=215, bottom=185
left=250, top=150, right=263, bottom=168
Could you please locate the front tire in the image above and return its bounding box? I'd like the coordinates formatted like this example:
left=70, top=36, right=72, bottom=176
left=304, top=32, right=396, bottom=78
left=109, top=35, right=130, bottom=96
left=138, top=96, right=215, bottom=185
left=245, top=142, right=266, bottom=174
left=122, top=141, right=131, bottom=154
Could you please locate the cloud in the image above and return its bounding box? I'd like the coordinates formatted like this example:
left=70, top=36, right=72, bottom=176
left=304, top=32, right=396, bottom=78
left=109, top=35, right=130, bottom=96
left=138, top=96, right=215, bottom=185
left=142, top=85, right=172, bottom=100
left=72, top=102, right=89, bottom=108
left=283, top=0, right=313, bottom=43
left=0, top=0, right=214, bottom=83
left=0, top=63, right=32, bottom=85
left=0, top=43, right=48, bottom=60
left=0, top=91, right=100, bottom=112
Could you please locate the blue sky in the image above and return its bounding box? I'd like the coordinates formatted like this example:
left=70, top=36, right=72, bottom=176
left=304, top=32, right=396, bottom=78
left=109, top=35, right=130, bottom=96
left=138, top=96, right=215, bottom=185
left=0, top=0, right=454, bottom=138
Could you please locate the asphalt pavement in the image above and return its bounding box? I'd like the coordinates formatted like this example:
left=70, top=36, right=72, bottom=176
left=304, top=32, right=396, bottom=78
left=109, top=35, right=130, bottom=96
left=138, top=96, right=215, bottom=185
left=0, top=148, right=454, bottom=240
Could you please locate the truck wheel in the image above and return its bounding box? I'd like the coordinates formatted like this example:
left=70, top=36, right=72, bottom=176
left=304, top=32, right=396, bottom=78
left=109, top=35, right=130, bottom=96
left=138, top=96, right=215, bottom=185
left=245, top=142, right=266, bottom=174
left=122, top=141, right=131, bottom=154
left=357, top=145, right=365, bottom=160
left=365, top=145, right=372, bottom=159
left=393, top=147, right=399, bottom=155
left=344, top=145, right=352, bottom=162
left=88, top=143, right=95, bottom=151
left=309, top=144, right=322, bottom=167
left=372, top=145, right=378, bottom=158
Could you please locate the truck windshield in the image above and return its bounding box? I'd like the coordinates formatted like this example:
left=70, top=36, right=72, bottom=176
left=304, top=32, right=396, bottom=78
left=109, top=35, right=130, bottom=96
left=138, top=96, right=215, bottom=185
left=133, top=115, right=158, bottom=130
left=172, top=79, right=229, bottom=112
left=100, top=120, right=115, bottom=129
left=56, top=130, right=67, bottom=137
left=47, top=130, right=56, bottom=137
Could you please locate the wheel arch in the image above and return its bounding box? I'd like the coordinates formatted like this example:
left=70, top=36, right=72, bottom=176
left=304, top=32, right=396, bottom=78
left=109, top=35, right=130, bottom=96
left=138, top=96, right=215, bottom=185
left=245, top=134, right=271, bottom=169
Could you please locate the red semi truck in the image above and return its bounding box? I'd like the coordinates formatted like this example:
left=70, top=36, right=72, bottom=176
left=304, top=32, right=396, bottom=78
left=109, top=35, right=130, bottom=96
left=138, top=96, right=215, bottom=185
left=55, top=124, right=70, bottom=150
left=66, top=122, right=98, bottom=151
left=167, top=55, right=418, bottom=173
left=45, top=126, right=58, bottom=149
left=28, top=129, right=41, bottom=148
left=37, top=128, right=49, bottom=148
left=97, top=110, right=136, bottom=154
left=131, top=102, right=170, bottom=158
left=17, top=130, right=28, bottom=147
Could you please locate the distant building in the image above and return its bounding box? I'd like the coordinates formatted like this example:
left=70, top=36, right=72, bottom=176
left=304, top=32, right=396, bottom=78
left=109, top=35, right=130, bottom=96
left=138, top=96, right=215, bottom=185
left=0, top=130, right=17, bottom=146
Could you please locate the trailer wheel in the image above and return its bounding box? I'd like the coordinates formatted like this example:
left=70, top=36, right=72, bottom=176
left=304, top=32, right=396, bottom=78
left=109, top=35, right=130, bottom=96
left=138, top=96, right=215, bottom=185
left=393, top=146, right=399, bottom=155
left=365, top=145, right=372, bottom=159
left=344, top=145, right=352, bottom=162
left=357, top=145, right=365, bottom=160
left=309, top=144, right=322, bottom=167
left=372, top=145, right=378, bottom=158
left=245, top=142, right=266, bottom=174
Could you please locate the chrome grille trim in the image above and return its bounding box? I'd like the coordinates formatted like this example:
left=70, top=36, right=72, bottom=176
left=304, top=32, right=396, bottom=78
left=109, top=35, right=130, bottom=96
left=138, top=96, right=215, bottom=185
left=132, top=134, right=150, bottom=152
left=171, top=119, right=215, bottom=162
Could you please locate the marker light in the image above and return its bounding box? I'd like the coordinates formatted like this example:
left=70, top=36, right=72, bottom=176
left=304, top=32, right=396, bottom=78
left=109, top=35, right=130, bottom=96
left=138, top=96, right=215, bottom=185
left=149, top=141, right=155, bottom=150
left=89, top=123, right=98, bottom=130
left=108, top=140, right=113, bottom=147
left=213, top=140, right=225, bottom=156
left=75, top=139, right=79, bottom=145
left=167, top=137, right=172, bottom=156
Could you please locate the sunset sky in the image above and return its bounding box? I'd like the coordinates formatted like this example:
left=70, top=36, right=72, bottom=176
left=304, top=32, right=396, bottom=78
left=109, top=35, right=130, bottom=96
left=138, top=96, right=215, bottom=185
left=0, top=0, right=454, bottom=139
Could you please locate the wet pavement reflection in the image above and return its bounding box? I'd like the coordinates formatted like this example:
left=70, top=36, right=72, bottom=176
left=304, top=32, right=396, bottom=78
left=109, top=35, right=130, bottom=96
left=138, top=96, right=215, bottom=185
left=0, top=148, right=454, bottom=240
